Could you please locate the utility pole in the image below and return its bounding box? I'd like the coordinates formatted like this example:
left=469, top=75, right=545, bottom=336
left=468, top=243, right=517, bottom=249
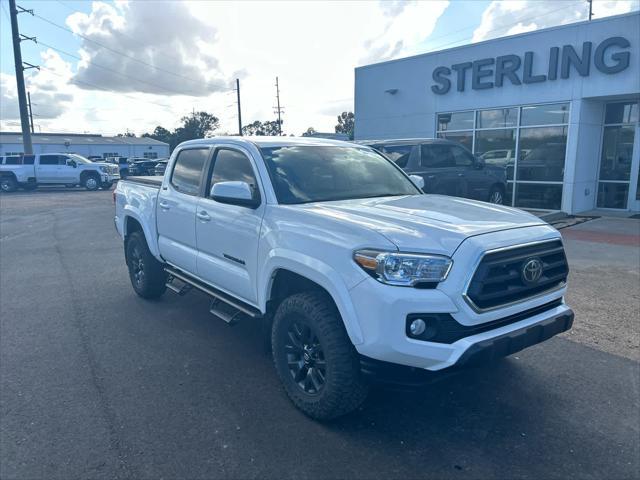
left=27, top=91, right=34, bottom=134
left=8, top=0, right=33, bottom=153
left=236, top=78, right=242, bottom=136
left=274, top=76, right=284, bottom=136
left=588, top=0, right=593, bottom=20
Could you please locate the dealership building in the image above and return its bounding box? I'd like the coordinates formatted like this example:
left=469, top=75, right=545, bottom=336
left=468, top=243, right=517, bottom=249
left=355, top=12, right=640, bottom=214
left=0, top=132, right=169, bottom=159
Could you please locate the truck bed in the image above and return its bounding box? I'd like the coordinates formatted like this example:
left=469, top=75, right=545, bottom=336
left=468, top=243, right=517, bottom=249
left=122, top=176, right=163, bottom=188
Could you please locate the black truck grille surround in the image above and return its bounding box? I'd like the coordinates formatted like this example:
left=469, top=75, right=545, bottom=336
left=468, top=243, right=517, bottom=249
left=466, top=240, right=569, bottom=311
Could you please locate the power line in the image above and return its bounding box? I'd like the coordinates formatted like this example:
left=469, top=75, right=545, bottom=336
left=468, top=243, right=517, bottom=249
left=35, top=39, right=209, bottom=98
left=53, top=0, right=189, bottom=66
left=38, top=65, right=175, bottom=110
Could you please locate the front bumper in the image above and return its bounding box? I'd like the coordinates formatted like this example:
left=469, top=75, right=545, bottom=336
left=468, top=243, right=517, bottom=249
left=101, top=173, right=120, bottom=182
left=359, top=308, right=573, bottom=387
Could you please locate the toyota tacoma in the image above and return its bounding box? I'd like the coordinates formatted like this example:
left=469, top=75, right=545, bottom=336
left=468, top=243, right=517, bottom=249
left=114, top=137, right=573, bottom=420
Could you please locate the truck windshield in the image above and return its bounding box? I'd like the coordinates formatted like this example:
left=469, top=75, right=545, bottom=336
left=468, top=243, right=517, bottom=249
left=260, top=146, right=419, bottom=204
left=69, top=154, right=92, bottom=164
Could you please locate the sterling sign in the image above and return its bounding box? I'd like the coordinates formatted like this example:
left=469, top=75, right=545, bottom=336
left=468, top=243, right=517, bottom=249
left=431, top=36, right=631, bottom=95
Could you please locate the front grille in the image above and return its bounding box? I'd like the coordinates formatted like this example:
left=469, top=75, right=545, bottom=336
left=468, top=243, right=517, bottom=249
left=465, top=240, right=568, bottom=311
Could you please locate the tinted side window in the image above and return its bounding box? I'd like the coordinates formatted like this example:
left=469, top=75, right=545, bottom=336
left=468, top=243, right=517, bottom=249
left=451, top=146, right=474, bottom=167
left=210, top=149, right=258, bottom=196
left=40, top=155, right=60, bottom=166
left=4, top=156, right=21, bottom=165
left=170, top=148, right=209, bottom=195
left=381, top=144, right=413, bottom=168
left=23, top=155, right=35, bottom=165
left=421, top=145, right=455, bottom=168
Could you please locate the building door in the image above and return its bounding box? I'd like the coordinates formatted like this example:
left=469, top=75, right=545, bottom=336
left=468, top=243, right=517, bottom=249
left=596, top=101, right=639, bottom=210
left=628, top=120, right=640, bottom=212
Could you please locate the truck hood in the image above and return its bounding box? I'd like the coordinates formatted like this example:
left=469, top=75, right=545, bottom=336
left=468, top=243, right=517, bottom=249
left=294, top=195, right=546, bottom=256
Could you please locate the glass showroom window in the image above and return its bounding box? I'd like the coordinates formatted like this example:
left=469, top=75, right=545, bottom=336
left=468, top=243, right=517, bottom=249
left=437, top=102, right=570, bottom=210
left=596, top=101, right=639, bottom=209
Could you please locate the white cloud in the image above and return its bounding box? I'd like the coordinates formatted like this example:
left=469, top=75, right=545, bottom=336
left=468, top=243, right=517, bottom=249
left=473, top=0, right=639, bottom=42
left=5, top=0, right=451, bottom=135
left=66, top=1, right=231, bottom=96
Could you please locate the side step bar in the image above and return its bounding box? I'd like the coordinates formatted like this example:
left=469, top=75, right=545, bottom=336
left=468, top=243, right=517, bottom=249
left=164, top=265, right=262, bottom=319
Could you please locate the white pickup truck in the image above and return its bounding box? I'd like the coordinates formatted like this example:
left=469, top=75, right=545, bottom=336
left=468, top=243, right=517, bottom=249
left=114, top=137, right=573, bottom=420
left=0, top=153, right=120, bottom=192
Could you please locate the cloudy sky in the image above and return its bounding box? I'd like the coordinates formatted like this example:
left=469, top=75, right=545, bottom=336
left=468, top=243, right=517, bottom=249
left=0, top=0, right=638, bottom=136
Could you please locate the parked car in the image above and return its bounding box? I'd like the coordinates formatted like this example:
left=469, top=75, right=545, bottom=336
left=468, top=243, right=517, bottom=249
left=153, top=159, right=168, bottom=176
left=0, top=153, right=119, bottom=192
left=106, top=156, right=131, bottom=178
left=114, top=136, right=573, bottom=420
left=361, top=139, right=507, bottom=204
left=127, top=159, right=159, bottom=176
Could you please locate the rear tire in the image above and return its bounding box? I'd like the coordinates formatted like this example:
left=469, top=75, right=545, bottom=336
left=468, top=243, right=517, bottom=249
left=125, top=231, right=167, bottom=299
left=271, top=291, right=368, bottom=420
left=0, top=177, right=18, bottom=193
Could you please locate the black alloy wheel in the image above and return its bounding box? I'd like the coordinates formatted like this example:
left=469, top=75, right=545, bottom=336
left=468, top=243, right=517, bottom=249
left=284, top=320, right=327, bottom=395
left=129, top=243, right=146, bottom=291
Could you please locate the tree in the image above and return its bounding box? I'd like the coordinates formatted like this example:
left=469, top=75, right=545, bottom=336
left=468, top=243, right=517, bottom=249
left=241, top=119, right=283, bottom=136
left=174, top=111, right=220, bottom=144
left=117, top=131, right=136, bottom=137
left=334, top=111, right=355, bottom=140
left=302, top=127, right=316, bottom=137
left=143, top=126, right=172, bottom=145
left=142, top=111, right=220, bottom=151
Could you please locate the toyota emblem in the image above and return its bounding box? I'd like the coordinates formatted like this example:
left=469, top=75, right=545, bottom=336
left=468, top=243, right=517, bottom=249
left=521, top=257, right=543, bottom=285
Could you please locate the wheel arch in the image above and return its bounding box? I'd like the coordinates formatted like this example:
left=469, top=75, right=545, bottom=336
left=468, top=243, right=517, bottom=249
left=123, top=213, right=161, bottom=259
left=261, top=254, right=364, bottom=345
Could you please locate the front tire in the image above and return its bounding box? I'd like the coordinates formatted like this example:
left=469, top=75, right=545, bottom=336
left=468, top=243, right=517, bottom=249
left=271, top=292, right=368, bottom=420
left=125, top=231, right=167, bottom=299
left=0, top=177, right=18, bottom=193
left=488, top=185, right=505, bottom=205
left=83, top=175, right=100, bottom=191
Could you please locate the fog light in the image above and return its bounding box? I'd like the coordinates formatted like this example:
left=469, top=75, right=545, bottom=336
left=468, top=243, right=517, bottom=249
left=409, top=318, right=426, bottom=336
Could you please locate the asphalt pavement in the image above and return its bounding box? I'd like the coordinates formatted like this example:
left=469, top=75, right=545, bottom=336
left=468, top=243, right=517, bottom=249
left=1, top=188, right=638, bottom=479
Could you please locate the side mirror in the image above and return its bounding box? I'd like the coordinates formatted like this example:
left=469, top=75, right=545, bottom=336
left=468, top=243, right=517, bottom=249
left=474, top=156, right=485, bottom=169
left=68, top=160, right=77, bottom=168
left=409, top=174, right=425, bottom=190
left=210, top=181, right=260, bottom=208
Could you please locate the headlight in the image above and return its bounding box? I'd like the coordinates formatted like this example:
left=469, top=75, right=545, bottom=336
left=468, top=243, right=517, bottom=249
left=99, top=166, right=108, bottom=173
left=354, top=249, right=452, bottom=286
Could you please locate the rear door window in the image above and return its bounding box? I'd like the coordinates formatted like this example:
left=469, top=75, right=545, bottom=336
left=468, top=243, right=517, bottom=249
left=170, top=148, right=209, bottom=195
left=40, top=155, right=61, bottom=166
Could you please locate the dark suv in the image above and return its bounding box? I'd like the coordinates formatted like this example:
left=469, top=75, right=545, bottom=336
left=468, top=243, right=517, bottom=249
left=127, top=159, right=159, bottom=176
left=362, top=139, right=507, bottom=204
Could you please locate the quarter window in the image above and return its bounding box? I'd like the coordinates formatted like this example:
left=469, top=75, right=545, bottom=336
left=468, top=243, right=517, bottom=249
left=209, top=149, right=259, bottom=196
left=170, top=148, right=209, bottom=195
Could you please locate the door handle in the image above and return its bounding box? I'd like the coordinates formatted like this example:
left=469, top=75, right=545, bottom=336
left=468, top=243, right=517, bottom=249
left=159, top=201, right=170, bottom=210
left=427, top=175, right=435, bottom=179
left=197, top=210, right=211, bottom=221
left=457, top=173, right=465, bottom=177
